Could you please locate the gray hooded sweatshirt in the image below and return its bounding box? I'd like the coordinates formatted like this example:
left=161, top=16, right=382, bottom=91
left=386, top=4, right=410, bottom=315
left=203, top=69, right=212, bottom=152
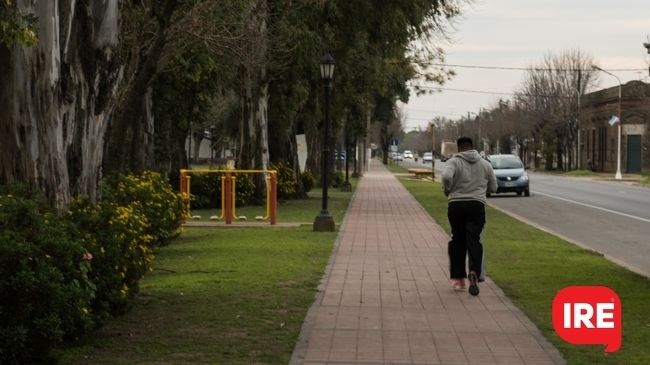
left=441, top=150, right=497, bottom=204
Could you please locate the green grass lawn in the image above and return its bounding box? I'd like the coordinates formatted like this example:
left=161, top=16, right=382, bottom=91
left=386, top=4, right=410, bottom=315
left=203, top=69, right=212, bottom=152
left=190, top=178, right=357, bottom=223
left=57, top=227, right=336, bottom=364
left=641, top=171, right=650, bottom=186
left=383, top=161, right=409, bottom=174
left=395, top=177, right=650, bottom=365
left=57, top=178, right=357, bottom=364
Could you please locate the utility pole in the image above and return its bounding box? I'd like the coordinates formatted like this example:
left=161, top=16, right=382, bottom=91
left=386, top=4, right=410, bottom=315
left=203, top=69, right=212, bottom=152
left=644, top=40, right=650, bottom=76
left=576, top=69, right=582, bottom=170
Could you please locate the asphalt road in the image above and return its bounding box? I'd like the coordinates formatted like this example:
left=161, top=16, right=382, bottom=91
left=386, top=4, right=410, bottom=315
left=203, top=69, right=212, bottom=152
left=489, top=173, right=650, bottom=278
left=396, top=158, right=650, bottom=277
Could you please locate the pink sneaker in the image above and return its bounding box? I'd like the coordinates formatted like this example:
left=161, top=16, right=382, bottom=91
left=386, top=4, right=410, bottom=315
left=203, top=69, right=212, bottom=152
left=451, top=278, right=465, bottom=291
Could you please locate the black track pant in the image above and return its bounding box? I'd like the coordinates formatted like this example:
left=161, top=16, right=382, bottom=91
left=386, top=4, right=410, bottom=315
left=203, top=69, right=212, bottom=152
left=447, top=200, right=486, bottom=281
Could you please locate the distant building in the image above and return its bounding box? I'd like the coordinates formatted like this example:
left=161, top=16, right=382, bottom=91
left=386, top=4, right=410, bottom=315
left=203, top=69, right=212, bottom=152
left=580, top=80, right=649, bottom=173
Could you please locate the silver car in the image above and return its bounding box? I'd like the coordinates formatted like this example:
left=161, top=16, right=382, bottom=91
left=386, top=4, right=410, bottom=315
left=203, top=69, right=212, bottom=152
left=487, top=154, right=530, bottom=197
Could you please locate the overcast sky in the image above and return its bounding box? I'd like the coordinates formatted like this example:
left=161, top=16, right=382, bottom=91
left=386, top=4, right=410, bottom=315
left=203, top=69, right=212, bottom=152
left=400, top=0, right=650, bottom=131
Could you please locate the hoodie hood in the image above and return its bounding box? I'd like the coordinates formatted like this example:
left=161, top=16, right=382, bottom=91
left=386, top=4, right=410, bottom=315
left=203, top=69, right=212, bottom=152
left=455, top=150, right=481, bottom=164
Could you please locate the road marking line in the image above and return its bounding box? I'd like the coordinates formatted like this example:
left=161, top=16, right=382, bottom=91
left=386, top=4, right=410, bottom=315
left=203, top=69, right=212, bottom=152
left=532, top=190, right=650, bottom=224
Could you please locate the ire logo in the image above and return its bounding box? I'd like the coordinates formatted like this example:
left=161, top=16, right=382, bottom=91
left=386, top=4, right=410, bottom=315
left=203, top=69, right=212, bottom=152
left=552, top=286, right=622, bottom=353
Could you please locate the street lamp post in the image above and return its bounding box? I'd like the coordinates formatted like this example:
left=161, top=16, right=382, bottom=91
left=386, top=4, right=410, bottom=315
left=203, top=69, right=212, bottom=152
left=313, top=53, right=336, bottom=232
left=592, top=65, right=623, bottom=180
left=468, top=110, right=483, bottom=152
left=643, top=41, right=650, bottom=76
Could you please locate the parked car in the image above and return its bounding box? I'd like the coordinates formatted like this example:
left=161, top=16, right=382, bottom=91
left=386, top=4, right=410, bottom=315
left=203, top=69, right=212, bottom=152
left=393, top=153, right=403, bottom=161
left=487, top=154, right=530, bottom=197
left=422, top=152, right=433, bottom=163
left=402, top=150, right=414, bottom=159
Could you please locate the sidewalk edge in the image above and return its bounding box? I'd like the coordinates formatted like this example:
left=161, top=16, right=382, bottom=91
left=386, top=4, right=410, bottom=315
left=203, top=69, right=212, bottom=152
left=288, top=177, right=361, bottom=365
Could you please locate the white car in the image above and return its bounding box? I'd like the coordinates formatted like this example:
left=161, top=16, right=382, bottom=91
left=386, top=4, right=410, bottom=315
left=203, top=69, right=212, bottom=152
left=422, top=152, right=433, bottom=163
left=402, top=150, right=414, bottom=159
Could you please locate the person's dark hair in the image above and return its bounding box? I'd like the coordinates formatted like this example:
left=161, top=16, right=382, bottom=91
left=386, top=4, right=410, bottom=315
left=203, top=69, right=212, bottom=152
left=456, top=136, right=473, bottom=151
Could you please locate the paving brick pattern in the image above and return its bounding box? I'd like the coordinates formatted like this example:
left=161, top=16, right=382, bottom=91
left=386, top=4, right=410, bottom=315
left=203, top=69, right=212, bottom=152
left=290, top=162, right=565, bottom=365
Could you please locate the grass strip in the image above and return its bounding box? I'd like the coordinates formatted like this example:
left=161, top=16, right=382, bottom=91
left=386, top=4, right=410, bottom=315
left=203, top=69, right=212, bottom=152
left=641, top=171, right=650, bottom=186
left=383, top=161, right=409, bottom=174
left=395, top=176, right=650, bottom=365
left=57, top=227, right=337, bottom=365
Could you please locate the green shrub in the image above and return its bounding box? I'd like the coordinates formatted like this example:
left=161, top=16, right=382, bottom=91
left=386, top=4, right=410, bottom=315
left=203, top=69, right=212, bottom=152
left=187, top=172, right=255, bottom=209
left=104, top=171, right=184, bottom=247
left=301, top=171, right=316, bottom=192
left=331, top=171, right=344, bottom=187
left=233, top=173, right=255, bottom=206
left=270, top=162, right=298, bottom=199
left=0, top=192, right=95, bottom=365
left=188, top=172, right=221, bottom=209
left=0, top=173, right=183, bottom=362
left=68, top=198, right=154, bottom=320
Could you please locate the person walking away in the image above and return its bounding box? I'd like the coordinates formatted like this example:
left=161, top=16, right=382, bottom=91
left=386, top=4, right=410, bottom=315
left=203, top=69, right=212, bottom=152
left=441, top=137, right=497, bottom=296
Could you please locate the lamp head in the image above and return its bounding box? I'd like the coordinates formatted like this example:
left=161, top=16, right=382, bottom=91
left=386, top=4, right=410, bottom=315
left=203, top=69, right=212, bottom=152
left=320, top=52, right=335, bottom=81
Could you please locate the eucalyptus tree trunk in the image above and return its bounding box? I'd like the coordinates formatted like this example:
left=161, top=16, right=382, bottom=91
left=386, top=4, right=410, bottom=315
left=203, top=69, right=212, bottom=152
left=192, top=130, right=205, bottom=164
left=237, top=0, right=270, bottom=172
left=268, top=119, right=307, bottom=198
left=305, top=118, right=321, bottom=175
left=239, top=68, right=270, bottom=171
left=103, top=0, right=178, bottom=174
left=0, top=0, right=122, bottom=209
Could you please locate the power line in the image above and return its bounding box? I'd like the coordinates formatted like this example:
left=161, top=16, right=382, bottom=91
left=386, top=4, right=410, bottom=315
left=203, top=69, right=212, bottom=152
left=415, top=85, right=517, bottom=96
left=414, top=85, right=590, bottom=99
left=401, top=106, right=466, bottom=113
left=405, top=113, right=460, bottom=122
left=403, top=109, right=468, bottom=117
left=430, top=63, right=646, bottom=72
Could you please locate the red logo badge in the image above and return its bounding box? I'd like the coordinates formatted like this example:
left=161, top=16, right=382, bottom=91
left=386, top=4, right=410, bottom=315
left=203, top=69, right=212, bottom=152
left=552, top=286, right=622, bottom=352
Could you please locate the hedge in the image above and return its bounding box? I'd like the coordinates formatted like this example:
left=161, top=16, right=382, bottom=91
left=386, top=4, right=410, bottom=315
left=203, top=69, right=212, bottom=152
left=0, top=172, right=184, bottom=364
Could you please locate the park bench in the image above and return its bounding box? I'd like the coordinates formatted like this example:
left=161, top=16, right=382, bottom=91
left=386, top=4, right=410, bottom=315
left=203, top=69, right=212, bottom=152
left=408, top=168, right=434, bottom=179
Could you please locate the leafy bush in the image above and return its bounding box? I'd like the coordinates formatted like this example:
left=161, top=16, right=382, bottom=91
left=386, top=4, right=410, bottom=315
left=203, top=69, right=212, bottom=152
left=270, top=162, right=298, bottom=199
left=188, top=172, right=221, bottom=209
left=301, top=171, right=316, bottom=192
left=68, top=198, right=154, bottom=320
left=0, top=172, right=184, bottom=363
left=233, top=173, right=255, bottom=206
left=0, top=191, right=95, bottom=364
left=104, top=171, right=184, bottom=247
left=331, top=171, right=345, bottom=187
left=188, top=172, right=255, bottom=209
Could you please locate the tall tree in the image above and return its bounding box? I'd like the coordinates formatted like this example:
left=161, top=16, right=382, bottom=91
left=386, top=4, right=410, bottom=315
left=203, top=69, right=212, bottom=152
left=0, top=0, right=122, bottom=208
left=514, top=49, right=597, bottom=170
left=104, top=0, right=249, bottom=175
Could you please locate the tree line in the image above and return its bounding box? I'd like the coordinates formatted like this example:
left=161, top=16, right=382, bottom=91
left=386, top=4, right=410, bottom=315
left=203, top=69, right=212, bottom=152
left=430, top=49, right=600, bottom=170
left=0, top=0, right=469, bottom=208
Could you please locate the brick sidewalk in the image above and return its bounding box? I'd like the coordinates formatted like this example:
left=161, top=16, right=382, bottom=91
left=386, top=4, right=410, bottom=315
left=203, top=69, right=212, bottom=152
left=290, top=161, right=565, bottom=365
